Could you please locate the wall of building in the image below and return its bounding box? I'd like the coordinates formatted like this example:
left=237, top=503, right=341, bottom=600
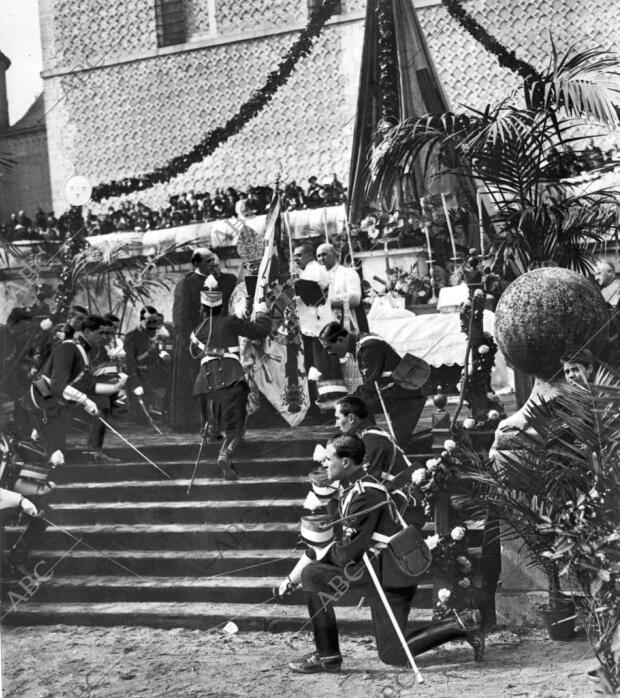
left=0, top=127, right=52, bottom=220
left=38, top=0, right=620, bottom=214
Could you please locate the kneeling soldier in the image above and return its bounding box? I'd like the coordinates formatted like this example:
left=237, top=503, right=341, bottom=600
left=279, top=434, right=483, bottom=674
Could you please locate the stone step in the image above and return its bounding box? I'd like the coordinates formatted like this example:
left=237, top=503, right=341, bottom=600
left=28, top=548, right=483, bottom=581
left=55, top=457, right=318, bottom=483
left=53, top=477, right=309, bottom=503
left=0, top=601, right=434, bottom=633
left=2, top=575, right=436, bottom=606
left=63, top=438, right=332, bottom=464
left=4, top=522, right=302, bottom=550
left=27, top=549, right=302, bottom=578
left=4, top=520, right=485, bottom=551
left=50, top=500, right=305, bottom=525
left=56, top=454, right=434, bottom=484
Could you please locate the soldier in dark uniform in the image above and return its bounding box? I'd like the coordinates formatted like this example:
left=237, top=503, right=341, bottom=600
left=280, top=434, right=483, bottom=674
left=170, top=248, right=237, bottom=433
left=334, top=395, right=410, bottom=484
left=24, top=315, right=117, bottom=456
left=319, top=323, right=426, bottom=448
left=124, top=306, right=169, bottom=422
left=0, top=392, right=53, bottom=576
left=190, top=276, right=271, bottom=479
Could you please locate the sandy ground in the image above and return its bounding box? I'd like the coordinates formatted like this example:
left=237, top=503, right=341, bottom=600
left=1, top=625, right=597, bottom=698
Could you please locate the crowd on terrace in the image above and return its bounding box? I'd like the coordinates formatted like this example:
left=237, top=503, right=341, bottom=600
left=0, top=175, right=347, bottom=243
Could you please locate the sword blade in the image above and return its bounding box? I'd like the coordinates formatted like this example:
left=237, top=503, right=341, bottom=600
left=138, top=397, right=163, bottom=435
left=362, top=552, right=423, bottom=682
left=187, top=423, right=208, bottom=495
left=98, top=416, right=170, bottom=478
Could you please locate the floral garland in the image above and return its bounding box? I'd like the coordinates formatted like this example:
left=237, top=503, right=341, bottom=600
left=376, top=0, right=399, bottom=124
left=458, top=287, right=505, bottom=427
left=411, top=438, right=462, bottom=516
left=281, top=299, right=306, bottom=414
left=53, top=209, right=88, bottom=318
left=441, top=0, right=542, bottom=83
left=427, top=526, right=475, bottom=618
left=410, top=439, right=478, bottom=617
left=91, top=0, right=341, bottom=203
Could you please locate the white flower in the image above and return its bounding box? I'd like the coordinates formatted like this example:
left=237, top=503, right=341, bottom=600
left=478, top=344, right=490, bottom=355
left=411, top=468, right=427, bottom=485
left=159, top=350, right=170, bottom=360
left=426, top=458, right=440, bottom=471
left=463, top=418, right=476, bottom=430
left=458, top=577, right=471, bottom=589
left=50, top=450, right=65, bottom=466
left=443, top=439, right=457, bottom=453
left=40, top=318, right=53, bottom=331
left=425, top=534, right=440, bottom=550
left=488, top=409, right=501, bottom=421
left=451, top=526, right=466, bottom=541
left=313, top=444, right=327, bottom=463
left=307, top=366, right=323, bottom=382
left=437, top=588, right=451, bottom=603
left=457, top=556, right=472, bottom=571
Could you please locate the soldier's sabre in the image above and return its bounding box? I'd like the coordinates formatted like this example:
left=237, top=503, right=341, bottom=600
left=137, top=396, right=163, bottom=435
left=97, top=416, right=170, bottom=478
left=362, top=552, right=423, bottom=683
left=187, top=421, right=209, bottom=495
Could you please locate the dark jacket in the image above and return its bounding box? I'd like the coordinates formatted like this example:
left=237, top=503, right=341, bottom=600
left=326, top=474, right=423, bottom=588
left=172, top=271, right=237, bottom=341
left=123, top=327, right=162, bottom=391
left=354, top=418, right=409, bottom=483
left=353, top=333, right=423, bottom=410
left=191, top=312, right=270, bottom=394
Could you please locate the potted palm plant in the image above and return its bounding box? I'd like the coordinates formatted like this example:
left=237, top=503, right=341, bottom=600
left=463, top=369, right=620, bottom=653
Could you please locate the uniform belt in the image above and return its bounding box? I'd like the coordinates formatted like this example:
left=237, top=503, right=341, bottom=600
left=370, top=531, right=396, bottom=550
left=200, top=352, right=241, bottom=366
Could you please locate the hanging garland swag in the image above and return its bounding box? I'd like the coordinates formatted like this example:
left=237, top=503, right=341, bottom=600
left=91, top=0, right=341, bottom=203
left=441, top=0, right=542, bottom=82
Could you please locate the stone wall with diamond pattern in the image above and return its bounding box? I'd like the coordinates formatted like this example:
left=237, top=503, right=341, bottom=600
left=38, top=0, right=620, bottom=213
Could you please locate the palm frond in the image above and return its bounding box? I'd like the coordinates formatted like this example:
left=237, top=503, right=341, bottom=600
left=529, top=40, right=620, bottom=129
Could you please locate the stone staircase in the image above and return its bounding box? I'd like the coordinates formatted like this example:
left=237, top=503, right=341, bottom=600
left=1, top=430, right=483, bottom=632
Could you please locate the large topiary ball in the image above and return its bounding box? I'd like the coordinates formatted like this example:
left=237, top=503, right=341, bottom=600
left=495, top=268, right=608, bottom=380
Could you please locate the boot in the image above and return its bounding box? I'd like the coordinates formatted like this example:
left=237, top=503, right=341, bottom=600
left=290, top=593, right=342, bottom=673
left=217, top=454, right=238, bottom=481
left=406, top=609, right=484, bottom=662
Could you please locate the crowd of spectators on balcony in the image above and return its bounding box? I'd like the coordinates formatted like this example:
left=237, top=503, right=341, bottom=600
left=0, top=175, right=347, bottom=243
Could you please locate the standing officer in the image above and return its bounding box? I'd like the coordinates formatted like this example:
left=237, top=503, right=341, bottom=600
left=190, top=276, right=271, bottom=479
left=124, top=306, right=169, bottom=423
left=170, top=248, right=236, bottom=432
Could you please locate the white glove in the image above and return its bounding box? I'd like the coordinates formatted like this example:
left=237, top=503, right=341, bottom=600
left=83, top=399, right=99, bottom=416
left=134, top=386, right=145, bottom=397
left=117, top=372, right=128, bottom=389
left=277, top=576, right=298, bottom=597
left=20, top=497, right=38, bottom=516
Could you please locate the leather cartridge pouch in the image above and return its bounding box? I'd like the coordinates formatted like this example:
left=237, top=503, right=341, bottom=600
left=385, top=525, right=432, bottom=578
